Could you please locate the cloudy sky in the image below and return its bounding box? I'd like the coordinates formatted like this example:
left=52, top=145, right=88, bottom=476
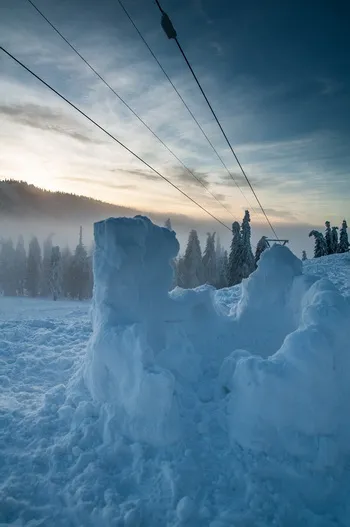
left=1, top=0, right=349, bottom=253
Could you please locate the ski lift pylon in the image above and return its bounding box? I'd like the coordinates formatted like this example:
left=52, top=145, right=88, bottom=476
left=265, top=239, right=289, bottom=247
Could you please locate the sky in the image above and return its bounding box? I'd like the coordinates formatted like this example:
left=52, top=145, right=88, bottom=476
left=1, top=0, right=349, bottom=255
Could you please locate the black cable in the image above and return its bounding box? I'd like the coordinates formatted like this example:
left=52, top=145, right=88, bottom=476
left=116, top=0, right=258, bottom=215
left=0, top=45, right=231, bottom=231
left=25, top=0, right=234, bottom=219
left=154, top=0, right=280, bottom=240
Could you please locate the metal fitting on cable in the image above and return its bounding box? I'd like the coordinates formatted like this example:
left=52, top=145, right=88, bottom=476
left=154, top=0, right=177, bottom=40
left=161, top=12, right=177, bottom=39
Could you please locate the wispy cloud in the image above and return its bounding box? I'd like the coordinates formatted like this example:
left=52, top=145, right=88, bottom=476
left=111, top=168, right=159, bottom=182
left=317, top=77, right=342, bottom=96
left=192, top=0, right=213, bottom=24
left=58, top=175, right=136, bottom=191
left=0, top=103, right=103, bottom=144
left=210, top=41, right=223, bottom=56
left=0, top=2, right=348, bottom=231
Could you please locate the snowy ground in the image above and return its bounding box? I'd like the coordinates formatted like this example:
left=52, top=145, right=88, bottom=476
left=303, top=252, right=350, bottom=298
left=1, top=227, right=350, bottom=527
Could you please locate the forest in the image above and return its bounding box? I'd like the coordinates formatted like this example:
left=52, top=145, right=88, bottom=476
left=0, top=213, right=348, bottom=300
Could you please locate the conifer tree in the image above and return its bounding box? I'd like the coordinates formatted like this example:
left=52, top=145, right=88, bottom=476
left=215, top=235, right=224, bottom=260
left=86, top=243, right=94, bottom=298
left=164, top=218, right=172, bottom=230
left=50, top=246, right=62, bottom=301
left=0, top=239, right=16, bottom=296
left=241, top=210, right=255, bottom=278
left=331, top=226, right=339, bottom=254
left=339, top=220, right=349, bottom=253
left=61, top=246, right=73, bottom=298
left=14, top=235, right=27, bottom=296
left=182, top=229, right=204, bottom=288
left=70, top=226, right=89, bottom=300
left=255, top=236, right=269, bottom=266
left=309, top=230, right=327, bottom=258
left=174, top=256, right=186, bottom=288
left=227, top=221, right=243, bottom=286
left=325, top=221, right=332, bottom=255
left=217, top=250, right=228, bottom=289
left=215, top=235, right=225, bottom=287
left=302, top=250, right=307, bottom=261
left=27, top=236, right=42, bottom=297
left=202, top=232, right=216, bottom=286
left=41, top=235, right=53, bottom=297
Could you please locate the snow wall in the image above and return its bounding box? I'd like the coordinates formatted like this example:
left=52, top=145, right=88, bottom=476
left=85, top=215, right=350, bottom=465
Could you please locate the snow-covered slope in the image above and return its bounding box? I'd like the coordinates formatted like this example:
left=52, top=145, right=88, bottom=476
left=1, top=218, right=350, bottom=527
left=303, top=252, right=350, bottom=297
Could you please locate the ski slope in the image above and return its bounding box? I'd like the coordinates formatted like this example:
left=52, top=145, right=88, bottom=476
left=0, top=218, right=350, bottom=527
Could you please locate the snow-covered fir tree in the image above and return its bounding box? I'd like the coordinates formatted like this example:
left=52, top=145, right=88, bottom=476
left=215, top=235, right=225, bottom=261
left=0, top=239, right=16, bottom=296
left=70, top=227, right=90, bottom=300
left=309, top=230, right=327, bottom=258
left=227, top=221, right=243, bottom=286
left=339, top=220, right=349, bottom=253
left=50, top=246, right=62, bottom=301
left=182, top=230, right=204, bottom=288
left=164, top=218, right=172, bottom=231
left=331, top=226, right=339, bottom=254
left=217, top=250, right=228, bottom=288
left=215, top=235, right=225, bottom=287
left=325, top=221, right=332, bottom=255
left=202, top=232, right=216, bottom=286
left=241, top=210, right=255, bottom=278
left=302, top=250, right=307, bottom=261
left=14, top=235, right=27, bottom=295
left=61, top=246, right=73, bottom=298
left=41, top=235, right=53, bottom=297
left=27, top=236, right=42, bottom=297
left=174, top=256, right=186, bottom=288
left=86, top=243, right=94, bottom=298
left=255, top=236, right=269, bottom=266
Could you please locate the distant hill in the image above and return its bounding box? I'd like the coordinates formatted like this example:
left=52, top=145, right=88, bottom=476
left=0, top=179, right=139, bottom=220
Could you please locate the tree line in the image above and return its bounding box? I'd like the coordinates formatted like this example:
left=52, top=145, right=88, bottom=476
left=169, top=210, right=266, bottom=289
left=0, top=227, right=93, bottom=300
left=308, top=220, right=349, bottom=259
left=0, top=210, right=267, bottom=299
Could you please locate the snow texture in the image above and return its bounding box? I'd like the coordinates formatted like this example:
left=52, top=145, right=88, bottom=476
left=1, top=216, right=350, bottom=527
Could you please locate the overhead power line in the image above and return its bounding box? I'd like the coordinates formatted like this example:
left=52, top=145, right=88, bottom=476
left=154, top=0, right=280, bottom=240
left=0, top=45, right=232, bottom=231
left=116, top=0, right=258, bottom=215
left=24, top=1, right=232, bottom=219
left=25, top=0, right=234, bottom=219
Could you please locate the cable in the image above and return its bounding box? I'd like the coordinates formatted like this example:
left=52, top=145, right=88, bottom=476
left=0, top=45, right=232, bottom=231
left=116, top=0, right=258, bottom=215
left=154, top=0, right=280, bottom=240
left=25, top=0, right=234, bottom=219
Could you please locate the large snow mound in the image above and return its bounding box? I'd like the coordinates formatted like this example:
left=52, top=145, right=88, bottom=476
left=1, top=217, right=350, bottom=526
left=85, top=216, right=180, bottom=446
left=229, top=277, right=350, bottom=461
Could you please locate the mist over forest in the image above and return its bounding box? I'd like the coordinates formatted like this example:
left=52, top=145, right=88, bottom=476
left=0, top=179, right=315, bottom=256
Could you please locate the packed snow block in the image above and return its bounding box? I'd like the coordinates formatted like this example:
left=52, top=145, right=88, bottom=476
left=92, top=215, right=179, bottom=328
left=85, top=216, right=180, bottom=446
left=234, top=245, right=304, bottom=356
left=228, top=277, right=350, bottom=465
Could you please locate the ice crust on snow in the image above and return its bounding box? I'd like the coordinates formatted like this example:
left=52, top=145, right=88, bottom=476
left=1, top=216, right=350, bottom=526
